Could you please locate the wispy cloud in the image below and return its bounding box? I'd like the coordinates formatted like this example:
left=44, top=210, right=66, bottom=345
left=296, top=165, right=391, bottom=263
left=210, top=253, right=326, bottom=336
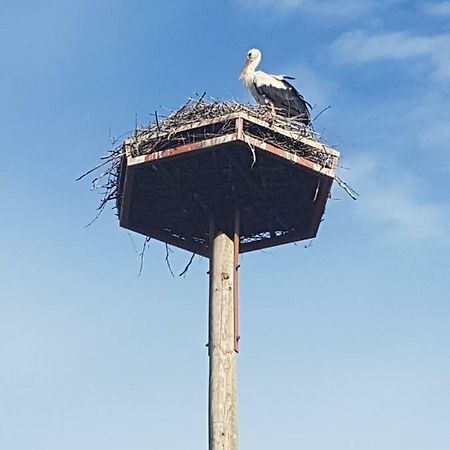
left=239, top=0, right=307, bottom=9
left=398, top=88, right=450, bottom=173
left=342, top=153, right=450, bottom=246
left=332, top=30, right=450, bottom=82
left=236, top=0, right=375, bottom=17
left=424, top=1, right=450, bottom=17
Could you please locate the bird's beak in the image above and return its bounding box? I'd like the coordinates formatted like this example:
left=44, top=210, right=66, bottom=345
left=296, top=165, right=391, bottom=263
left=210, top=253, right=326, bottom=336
left=239, top=60, right=249, bottom=80
left=240, top=58, right=250, bottom=71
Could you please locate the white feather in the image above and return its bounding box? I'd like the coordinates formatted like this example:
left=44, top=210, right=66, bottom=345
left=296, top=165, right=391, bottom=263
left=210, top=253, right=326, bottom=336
left=253, top=71, right=287, bottom=90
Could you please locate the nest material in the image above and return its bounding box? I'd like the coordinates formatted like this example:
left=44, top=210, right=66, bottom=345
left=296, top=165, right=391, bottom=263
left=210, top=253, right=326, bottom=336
left=80, top=98, right=354, bottom=230
left=128, top=99, right=322, bottom=158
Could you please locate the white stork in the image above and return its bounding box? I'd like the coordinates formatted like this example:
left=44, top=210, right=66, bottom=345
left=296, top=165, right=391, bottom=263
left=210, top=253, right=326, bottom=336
left=239, top=48, right=311, bottom=125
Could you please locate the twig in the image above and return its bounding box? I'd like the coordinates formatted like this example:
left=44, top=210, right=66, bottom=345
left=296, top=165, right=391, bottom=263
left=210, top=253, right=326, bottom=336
left=84, top=208, right=105, bottom=228
left=76, top=159, right=112, bottom=181
left=335, top=176, right=359, bottom=200
left=245, top=137, right=257, bottom=168
left=138, top=237, right=151, bottom=276
left=313, top=178, right=321, bottom=202
left=179, top=253, right=196, bottom=277
left=194, top=91, right=207, bottom=109
left=155, top=110, right=160, bottom=133
left=128, top=232, right=139, bottom=254
left=165, top=243, right=175, bottom=277
left=313, top=105, right=332, bottom=121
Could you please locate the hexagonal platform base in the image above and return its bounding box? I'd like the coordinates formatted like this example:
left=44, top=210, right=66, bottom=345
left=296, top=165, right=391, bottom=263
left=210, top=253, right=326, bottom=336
left=118, top=113, right=339, bottom=257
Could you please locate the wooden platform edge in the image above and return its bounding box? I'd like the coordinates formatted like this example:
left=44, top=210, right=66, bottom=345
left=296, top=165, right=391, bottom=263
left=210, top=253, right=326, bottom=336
left=126, top=130, right=338, bottom=179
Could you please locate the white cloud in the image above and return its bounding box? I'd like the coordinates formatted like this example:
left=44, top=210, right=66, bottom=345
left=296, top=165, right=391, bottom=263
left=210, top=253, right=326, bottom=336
left=419, top=121, right=450, bottom=157
left=425, top=1, right=450, bottom=16
left=332, top=30, right=450, bottom=82
left=242, top=0, right=308, bottom=9
left=402, top=92, right=450, bottom=173
left=237, top=0, right=375, bottom=17
left=341, top=153, right=450, bottom=246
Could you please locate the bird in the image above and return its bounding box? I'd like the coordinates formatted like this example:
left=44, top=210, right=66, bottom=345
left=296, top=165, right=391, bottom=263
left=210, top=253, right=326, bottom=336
left=239, top=48, right=311, bottom=125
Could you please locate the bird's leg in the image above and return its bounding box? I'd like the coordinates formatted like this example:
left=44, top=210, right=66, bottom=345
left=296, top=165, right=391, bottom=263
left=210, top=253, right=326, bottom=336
left=269, top=102, right=276, bottom=116
left=267, top=101, right=276, bottom=125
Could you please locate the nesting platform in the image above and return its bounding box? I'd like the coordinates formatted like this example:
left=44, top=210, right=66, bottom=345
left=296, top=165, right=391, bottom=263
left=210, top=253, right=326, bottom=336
left=117, top=103, right=340, bottom=257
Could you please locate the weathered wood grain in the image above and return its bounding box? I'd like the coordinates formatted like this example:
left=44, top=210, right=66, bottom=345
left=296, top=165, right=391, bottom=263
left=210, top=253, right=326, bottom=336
left=209, top=231, right=238, bottom=450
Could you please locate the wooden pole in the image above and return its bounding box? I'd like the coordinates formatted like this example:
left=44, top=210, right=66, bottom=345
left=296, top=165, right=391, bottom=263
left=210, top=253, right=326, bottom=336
left=233, top=206, right=240, bottom=353
left=208, top=222, right=238, bottom=450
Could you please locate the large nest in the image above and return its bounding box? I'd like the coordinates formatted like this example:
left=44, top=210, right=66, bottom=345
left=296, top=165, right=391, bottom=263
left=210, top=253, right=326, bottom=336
left=128, top=98, right=321, bottom=158
left=80, top=98, right=355, bottom=230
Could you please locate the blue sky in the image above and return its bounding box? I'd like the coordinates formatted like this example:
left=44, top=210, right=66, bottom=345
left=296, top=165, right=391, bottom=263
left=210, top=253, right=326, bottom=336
left=1, top=1, right=449, bottom=449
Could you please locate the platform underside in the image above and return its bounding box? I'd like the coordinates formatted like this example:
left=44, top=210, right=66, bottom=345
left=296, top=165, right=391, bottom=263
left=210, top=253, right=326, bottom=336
left=119, top=139, right=335, bottom=257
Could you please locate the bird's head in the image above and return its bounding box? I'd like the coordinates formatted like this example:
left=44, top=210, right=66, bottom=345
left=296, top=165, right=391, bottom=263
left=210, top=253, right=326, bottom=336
left=246, top=48, right=261, bottom=63
left=240, top=48, right=262, bottom=81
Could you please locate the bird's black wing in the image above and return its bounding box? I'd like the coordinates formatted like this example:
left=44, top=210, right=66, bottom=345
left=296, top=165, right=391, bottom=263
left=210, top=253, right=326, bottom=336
left=255, top=78, right=311, bottom=125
